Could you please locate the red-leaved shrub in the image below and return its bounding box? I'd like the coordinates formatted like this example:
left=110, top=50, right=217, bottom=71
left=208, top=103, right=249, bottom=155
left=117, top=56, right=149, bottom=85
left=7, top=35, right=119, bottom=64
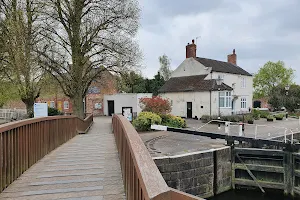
left=139, top=96, right=171, bottom=114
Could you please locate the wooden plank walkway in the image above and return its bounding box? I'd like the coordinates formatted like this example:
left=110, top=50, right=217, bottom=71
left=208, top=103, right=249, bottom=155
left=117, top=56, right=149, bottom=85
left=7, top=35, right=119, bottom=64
left=0, top=117, right=125, bottom=200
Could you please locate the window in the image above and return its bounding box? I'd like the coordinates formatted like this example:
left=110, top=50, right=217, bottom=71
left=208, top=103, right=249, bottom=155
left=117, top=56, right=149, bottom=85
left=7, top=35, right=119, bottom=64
left=241, top=77, right=246, bottom=88
left=241, top=97, right=247, bottom=109
left=218, top=74, right=225, bottom=81
left=219, top=91, right=232, bottom=108
left=49, top=101, right=55, bottom=108
left=64, top=101, right=69, bottom=110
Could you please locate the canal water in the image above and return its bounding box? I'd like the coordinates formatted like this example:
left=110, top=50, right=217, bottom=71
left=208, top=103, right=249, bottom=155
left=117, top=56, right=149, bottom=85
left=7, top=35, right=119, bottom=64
left=208, top=189, right=297, bottom=200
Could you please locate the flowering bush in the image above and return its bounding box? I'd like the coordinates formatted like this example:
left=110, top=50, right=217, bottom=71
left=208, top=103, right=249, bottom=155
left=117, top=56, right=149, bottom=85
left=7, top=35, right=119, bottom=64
left=132, top=112, right=162, bottom=131
left=139, top=96, right=171, bottom=114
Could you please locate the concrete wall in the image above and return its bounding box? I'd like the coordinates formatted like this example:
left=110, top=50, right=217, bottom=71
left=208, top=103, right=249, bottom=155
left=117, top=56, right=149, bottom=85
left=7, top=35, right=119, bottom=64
left=153, top=147, right=232, bottom=198
left=103, top=93, right=152, bottom=116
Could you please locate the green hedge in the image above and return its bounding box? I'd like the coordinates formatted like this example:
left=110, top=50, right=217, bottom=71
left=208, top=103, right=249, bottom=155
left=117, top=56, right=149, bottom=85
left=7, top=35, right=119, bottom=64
left=160, top=114, right=186, bottom=128
left=132, top=112, right=162, bottom=131
left=132, top=112, right=186, bottom=131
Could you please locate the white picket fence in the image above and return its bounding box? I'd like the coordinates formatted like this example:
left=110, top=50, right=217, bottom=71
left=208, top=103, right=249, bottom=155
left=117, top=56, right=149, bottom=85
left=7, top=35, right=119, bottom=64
left=0, top=109, right=27, bottom=121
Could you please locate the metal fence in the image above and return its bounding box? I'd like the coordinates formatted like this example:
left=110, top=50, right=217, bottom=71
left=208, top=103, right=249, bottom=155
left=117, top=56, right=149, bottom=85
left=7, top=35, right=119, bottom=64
left=0, top=114, right=93, bottom=193
left=112, top=115, right=203, bottom=200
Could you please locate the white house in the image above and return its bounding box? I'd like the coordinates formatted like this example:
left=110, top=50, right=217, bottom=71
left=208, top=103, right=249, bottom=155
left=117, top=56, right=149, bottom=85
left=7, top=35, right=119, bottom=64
left=159, top=39, right=253, bottom=118
left=103, top=93, right=152, bottom=116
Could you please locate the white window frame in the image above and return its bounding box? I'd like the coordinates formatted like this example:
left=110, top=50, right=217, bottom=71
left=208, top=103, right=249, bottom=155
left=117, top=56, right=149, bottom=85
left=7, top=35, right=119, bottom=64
left=241, top=97, right=247, bottom=109
left=218, top=74, right=225, bottom=81
left=219, top=91, right=232, bottom=108
left=64, top=101, right=69, bottom=110
left=49, top=101, right=55, bottom=108
left=241, top=77, right=246, bottom=88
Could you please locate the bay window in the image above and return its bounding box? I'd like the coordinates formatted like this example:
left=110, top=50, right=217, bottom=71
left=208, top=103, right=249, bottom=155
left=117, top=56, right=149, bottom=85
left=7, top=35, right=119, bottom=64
left=219, top=91, right=232, bottom=108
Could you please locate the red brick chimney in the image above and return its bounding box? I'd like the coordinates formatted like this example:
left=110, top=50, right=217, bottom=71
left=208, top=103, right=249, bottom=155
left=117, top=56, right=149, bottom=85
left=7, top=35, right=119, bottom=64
left=227, top=49, right=237, bottom=65
left=186, top=39, right=196, bottom=58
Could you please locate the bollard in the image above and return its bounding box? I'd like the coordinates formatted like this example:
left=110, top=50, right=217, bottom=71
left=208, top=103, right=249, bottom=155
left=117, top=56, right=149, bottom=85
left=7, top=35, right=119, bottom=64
left=286, top=112, right=288, bottom=121
left=225, top=122, right=230, bottom=135
left=239, top=123, right=243, bottom=136
left=218, top=117, right=221, bottom=130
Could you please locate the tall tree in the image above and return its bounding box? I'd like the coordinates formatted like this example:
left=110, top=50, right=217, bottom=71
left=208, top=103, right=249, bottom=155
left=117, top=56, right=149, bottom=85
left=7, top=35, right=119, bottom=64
left=152, top=72, right=165, bottom=96
left=117, top=71, right=145, bottom=93
left=39, top=0, right=141, bottom=118
left=253, top=61, right=295, bottom=98
left=0, top=0, right=45, bottom=116
left=159, top=54, right=172, bottom=81
left=269, top=84, right=300, bottom=112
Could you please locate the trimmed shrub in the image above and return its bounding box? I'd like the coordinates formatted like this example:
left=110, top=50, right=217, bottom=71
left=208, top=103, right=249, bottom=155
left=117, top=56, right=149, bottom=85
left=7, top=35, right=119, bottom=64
left=132, top=112, right=162, bottom=131
left=267, top=115, right=275, bottom=121
left=260, top=111, right=270, bottom=118
left=275, top=113, right=284, bottom=120
left=251, top=109, right=261, bottom=120
left=245, top=115, right=254, bottom=124
left=160, top=114, right=186, bottom=128
left=48, top=107, right=64, bottom=116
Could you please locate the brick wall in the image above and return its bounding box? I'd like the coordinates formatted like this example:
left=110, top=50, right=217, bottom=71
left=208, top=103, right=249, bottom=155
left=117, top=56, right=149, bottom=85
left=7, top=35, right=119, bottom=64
left=153, top=147, right=232, bottom=198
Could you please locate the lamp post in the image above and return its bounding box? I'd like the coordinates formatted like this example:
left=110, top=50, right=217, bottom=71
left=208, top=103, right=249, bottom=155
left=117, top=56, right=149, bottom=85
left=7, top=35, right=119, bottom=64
left=216, top=77, right=223, bottom=129
left=216, top=77, right=223, bottom=117
left=285, top=85, right=290, bottom=120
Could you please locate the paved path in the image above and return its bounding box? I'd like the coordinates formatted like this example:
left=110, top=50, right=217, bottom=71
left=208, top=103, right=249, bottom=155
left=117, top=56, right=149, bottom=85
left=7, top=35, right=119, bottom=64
left=0, top=117, right=125, bottom=200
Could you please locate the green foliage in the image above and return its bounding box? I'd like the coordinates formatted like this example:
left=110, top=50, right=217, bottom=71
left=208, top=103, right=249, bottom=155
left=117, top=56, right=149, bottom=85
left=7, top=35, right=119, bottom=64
left=274, top=113, right=284, bottom=120
left=251, top=109, right=261, bottom=120
left=201, top=115, right=244, bottom=122
left=269, top=84, right=300, bottom=112
left=160, top=114, right=186, bottom=128
left=132, top=112, right=162, bottom=131
left=253, top=61, right=295, bottom=98
left=245, top=115, right=254, bottom=122
left=48, top=107, right=64, bottom=116
left=0, top=81, right=19, bottom=108
left=117, top=71, right=146, bottom=93
left=267, top=115, right=275, bottom=120
left=159, top=54, right=172, bottom=81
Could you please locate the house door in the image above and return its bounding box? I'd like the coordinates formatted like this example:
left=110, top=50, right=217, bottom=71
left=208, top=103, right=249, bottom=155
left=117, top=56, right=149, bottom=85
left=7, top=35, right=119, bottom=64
left=108, top=100, right=115, bottom=116
left=187, top=102, right=192, bottom=118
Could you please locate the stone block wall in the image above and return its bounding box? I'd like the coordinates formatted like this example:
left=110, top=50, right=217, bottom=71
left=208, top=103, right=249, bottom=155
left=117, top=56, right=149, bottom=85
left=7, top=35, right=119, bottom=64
left=153, top=147, right=231, bottom=198
left=215, top=147, right=232, bottom=194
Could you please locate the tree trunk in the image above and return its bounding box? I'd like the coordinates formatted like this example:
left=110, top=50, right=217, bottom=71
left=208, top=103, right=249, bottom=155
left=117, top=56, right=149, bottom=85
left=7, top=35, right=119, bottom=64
left=71, top=94, right=85, bottom=119
left=23, top=100, right=34, bottom=118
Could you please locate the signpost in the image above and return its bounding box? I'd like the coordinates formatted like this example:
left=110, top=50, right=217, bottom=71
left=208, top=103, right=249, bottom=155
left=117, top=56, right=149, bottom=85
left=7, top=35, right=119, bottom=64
left=34, top=103, right=48, bottom=118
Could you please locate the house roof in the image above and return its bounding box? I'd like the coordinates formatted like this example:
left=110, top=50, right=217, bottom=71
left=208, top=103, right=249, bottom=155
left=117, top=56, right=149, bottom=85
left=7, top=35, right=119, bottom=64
left=158, top=75, right=233, bottom=93
left=195, top=57, right=252, bottom=76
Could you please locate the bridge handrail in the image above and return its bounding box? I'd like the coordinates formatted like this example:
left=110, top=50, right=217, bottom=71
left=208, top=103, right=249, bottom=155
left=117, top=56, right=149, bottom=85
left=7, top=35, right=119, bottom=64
left=112, top=115, right=203, bottom=200
left=0, top=114, right=93, bottom=193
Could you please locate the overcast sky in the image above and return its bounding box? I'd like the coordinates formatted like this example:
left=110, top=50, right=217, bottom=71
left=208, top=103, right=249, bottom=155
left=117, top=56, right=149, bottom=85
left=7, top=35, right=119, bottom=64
left=137, top=0, right=300, bottom=82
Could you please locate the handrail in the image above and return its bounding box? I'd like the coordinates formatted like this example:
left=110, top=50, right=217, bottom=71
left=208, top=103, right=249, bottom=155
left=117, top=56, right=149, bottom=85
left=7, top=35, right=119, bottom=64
left=0, top=114, right=93, bottom=193
left=112, top=115, right=203, bottom=200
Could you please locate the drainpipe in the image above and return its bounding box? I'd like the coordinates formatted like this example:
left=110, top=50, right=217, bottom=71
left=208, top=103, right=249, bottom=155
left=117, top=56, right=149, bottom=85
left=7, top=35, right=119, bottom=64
left=210, top=90, right=212, bottom=117
left=210, top=71, right=213, bottom=117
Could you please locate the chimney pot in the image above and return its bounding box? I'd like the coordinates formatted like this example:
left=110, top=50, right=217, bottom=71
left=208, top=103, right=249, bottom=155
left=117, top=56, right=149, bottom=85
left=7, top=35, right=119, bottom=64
left=192, top=39, right=195, bottom=44
left=233, top=49, right=235, bottom=54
